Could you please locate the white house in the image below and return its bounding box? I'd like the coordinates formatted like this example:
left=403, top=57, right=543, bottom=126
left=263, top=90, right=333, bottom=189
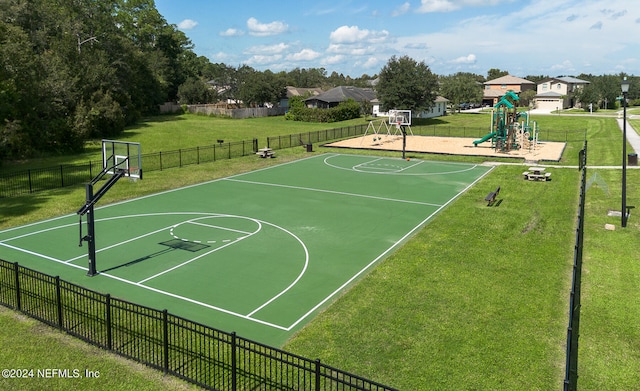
left=533, top=77, right=590, bottom=111
left=372, top=96, right=449, bottom=119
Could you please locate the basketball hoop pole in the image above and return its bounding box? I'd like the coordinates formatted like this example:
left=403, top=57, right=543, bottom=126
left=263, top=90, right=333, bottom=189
left=84, top=184, right=98, bottom=276
left=77, top=168, right=126, bottom=276
left=401, top=126, right=407, bottom=159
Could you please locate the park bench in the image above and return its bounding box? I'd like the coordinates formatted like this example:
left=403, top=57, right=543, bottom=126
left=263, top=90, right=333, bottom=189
left=485, top=186, right=500, bottom=206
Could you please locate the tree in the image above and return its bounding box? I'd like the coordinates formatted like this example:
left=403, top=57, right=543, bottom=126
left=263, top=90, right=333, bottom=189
left=487, top=68, right=509, bottom=81
left=439, top=72, right=483, bottom=113
left=177, top=77, right=214, bottom=104
left=376, top=55, right=438, bottom=113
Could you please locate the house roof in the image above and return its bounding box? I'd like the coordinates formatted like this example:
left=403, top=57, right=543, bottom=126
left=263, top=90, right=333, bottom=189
left=535, top=91, right=564, bottom=98
left=484, top=75, right=535, bottom=85
left=305, top=86, right=376, bottom=104
left=483, top=89, right=509, bottom=98
left=286, top=86, right=323, bottom=98
left=540, top=77, right=590, bottom=85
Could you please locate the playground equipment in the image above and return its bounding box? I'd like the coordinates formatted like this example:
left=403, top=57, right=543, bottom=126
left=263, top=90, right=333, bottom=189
left=473, top=91, right=539, bottom=153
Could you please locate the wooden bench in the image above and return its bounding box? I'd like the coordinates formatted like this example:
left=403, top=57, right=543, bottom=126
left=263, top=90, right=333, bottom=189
left=485, top=186, right=500, bottom=206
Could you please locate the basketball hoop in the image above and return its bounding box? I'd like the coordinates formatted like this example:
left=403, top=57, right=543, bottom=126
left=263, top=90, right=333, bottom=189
left=396, top=121, right=401, bottom=130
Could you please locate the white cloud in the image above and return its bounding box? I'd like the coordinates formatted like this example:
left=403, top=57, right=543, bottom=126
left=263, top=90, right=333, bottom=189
left=245, top=43, right=290, bottom=55
left=329, top=26, right=390, bottom=44
left=178, top=19, right=198, bottom=30
left=416, top=0, right=459, bottom=13
left=322, top=55, right=346, bottom=65
left=247, top=17, right=289, bottom=37
left=416, top=0, right=516, bottom=13
left=286, top=49, right=322, bottom=61
left=450, top=54, right=477, bottom=64
left=392, top=2, right=411, bottom=17
left=220, top=28, right=244, bottom=37
left=246, top=54, right=283, bottom=65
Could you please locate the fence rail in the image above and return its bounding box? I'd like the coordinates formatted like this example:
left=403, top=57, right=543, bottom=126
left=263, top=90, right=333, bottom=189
left=0, top=259, right=397, bottom=391
left=563, top=140, right=587, bottom=391
left=0, top=123, right=586, bottom=198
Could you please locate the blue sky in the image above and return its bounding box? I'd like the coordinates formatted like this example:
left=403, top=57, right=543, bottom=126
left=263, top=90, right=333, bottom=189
left=154, top=0, right=639, bottom=78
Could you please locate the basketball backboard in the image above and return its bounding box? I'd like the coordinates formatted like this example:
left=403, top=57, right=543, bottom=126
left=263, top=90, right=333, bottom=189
left=102, top=139, right=142, bottom=179
left=388, top=110, right=411, bottom=126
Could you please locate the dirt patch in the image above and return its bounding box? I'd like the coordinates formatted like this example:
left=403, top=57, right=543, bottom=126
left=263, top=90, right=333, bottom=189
left=325, top=135, right=566, bottom=162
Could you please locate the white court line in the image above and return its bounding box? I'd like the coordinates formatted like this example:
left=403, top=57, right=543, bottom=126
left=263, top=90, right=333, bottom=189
left=223, top=178, right=442, bottom=207
left=65, top=225, right=173, bottom=263
left=137, top=235, right=253, bottom=284
left=187, top=220, right=253, bottom=235
left=98, top=271, right=288, bottom=331
left=0, top=242, right=89, bottom=272
left=353, top=157, right=384, bottom=169
left=283, top=164, right=496, bottom=331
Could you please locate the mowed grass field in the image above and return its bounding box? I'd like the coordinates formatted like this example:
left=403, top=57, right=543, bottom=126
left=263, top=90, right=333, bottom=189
left=1, top=111, right=639, bottom=390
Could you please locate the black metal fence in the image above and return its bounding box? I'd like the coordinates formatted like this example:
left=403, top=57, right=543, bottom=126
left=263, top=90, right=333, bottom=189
left=0, top=140, right=260, bottom=198
left=267, top=124, right=369, bottom=149
left=0, top=123, right=586, bottom=198
left=0, top=259, right=397, bottom=390
left=564, top=140, right=588, bottom=391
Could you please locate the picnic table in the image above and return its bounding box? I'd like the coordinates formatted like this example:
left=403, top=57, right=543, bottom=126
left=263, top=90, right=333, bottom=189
left=256, top=147, right=275, bottom=158
left=523, top=167, right=551, bottom=181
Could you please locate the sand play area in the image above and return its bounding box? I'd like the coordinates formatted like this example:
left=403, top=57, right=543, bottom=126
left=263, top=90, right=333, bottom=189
left=325, top=135, right=566, bottom=162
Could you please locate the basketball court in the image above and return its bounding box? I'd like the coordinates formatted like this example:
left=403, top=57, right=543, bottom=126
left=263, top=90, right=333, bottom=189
left=0, top=152, right=493, bottom=345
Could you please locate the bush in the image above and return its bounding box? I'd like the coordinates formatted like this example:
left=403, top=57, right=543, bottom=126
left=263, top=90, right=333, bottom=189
left=287, top=99, right=362, bottom=123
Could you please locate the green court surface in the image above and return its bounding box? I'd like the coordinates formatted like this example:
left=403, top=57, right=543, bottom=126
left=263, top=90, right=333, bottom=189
left=0, top=153, right=493, bottom=346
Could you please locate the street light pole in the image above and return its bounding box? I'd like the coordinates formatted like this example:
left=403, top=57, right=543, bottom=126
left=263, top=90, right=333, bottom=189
left=621, top=77, right=630, bottom=227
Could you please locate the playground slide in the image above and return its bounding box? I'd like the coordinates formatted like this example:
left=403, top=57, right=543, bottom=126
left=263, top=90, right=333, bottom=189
left=473, top=132, right=496, bottom=146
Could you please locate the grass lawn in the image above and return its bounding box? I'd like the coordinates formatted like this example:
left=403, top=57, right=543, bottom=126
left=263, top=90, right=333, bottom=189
left=0, top=307, right=199, bottom=391
left=0, top=112, right=639, bottom=390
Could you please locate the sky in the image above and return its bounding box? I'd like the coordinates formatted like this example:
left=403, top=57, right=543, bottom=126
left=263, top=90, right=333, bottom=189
left=154, top=0, right=640, bottom=78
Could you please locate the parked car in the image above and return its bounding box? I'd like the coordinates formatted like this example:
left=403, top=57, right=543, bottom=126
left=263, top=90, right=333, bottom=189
left=459, top=103, right=470, bottom=110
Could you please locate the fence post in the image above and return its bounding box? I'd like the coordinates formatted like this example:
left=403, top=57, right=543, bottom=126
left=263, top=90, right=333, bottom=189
left=231, top=332, right=237, bottom=391
left=315, top=359, right=321, bottom=391
left=163, top=309, right=169, bottom=374
left=60, top=165, right=65, bottom=187
left=13, top=262, right=21, bottom=311
left=28, top=170, right=33, bottom=194
left=159, top=151, right=163, bottom=171
left=55, top=276, right=63, bottom=329
left=228, top=143, right=231, bottom=159
left=106, top=294, right=112, bottom=350
left=197, top=146, right=200, bottom=165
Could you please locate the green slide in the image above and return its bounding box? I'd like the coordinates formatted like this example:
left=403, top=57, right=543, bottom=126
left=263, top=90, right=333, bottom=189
left=473, top=131, right=496, bottom=146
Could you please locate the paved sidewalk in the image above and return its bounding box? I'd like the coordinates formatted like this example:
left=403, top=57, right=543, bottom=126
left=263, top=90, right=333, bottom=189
left=617, top=112, right=640, bottom=154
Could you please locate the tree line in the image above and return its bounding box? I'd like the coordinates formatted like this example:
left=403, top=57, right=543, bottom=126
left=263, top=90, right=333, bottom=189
left=1, top=1, right=637, bottom=162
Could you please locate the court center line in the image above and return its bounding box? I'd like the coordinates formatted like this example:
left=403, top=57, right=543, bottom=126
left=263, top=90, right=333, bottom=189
left=223, top=178, right=442, bottom=207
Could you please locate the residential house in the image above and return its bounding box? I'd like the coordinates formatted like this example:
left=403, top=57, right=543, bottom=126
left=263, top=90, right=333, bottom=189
left=533, top=77, right=590, bottom=111
left=482, top=75, right=535, bottom=107
left=280, top=86, right=324, bottom=108
left=373, top=97, right=449, bottom=119
left=304, top=86, right=376, bottom=109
